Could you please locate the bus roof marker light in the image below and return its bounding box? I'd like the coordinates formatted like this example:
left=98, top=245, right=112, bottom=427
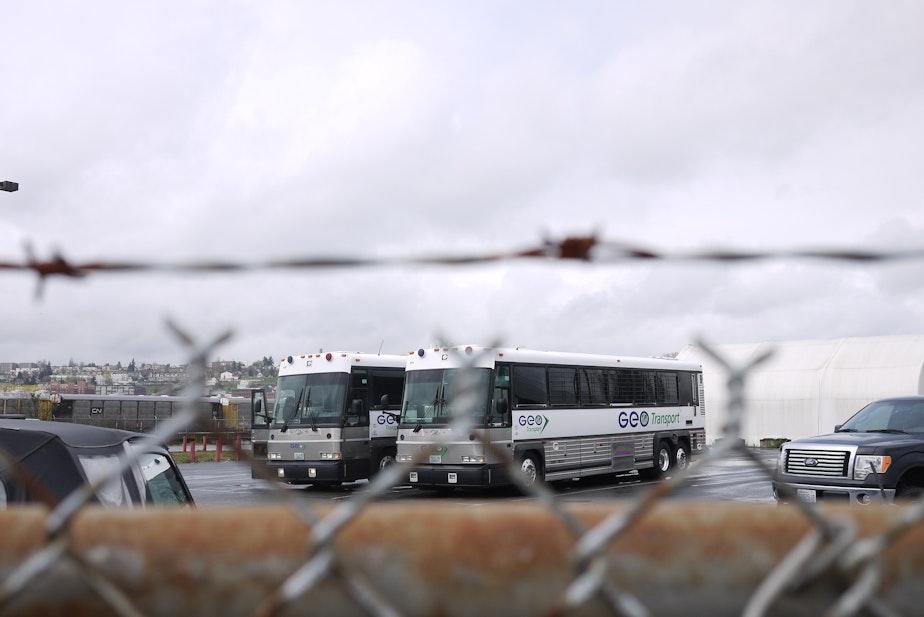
left=325, top=353, right=333, bottom=361
left=417, top=349, right=425, bottom=357
left=465, top=346, right=473, bottom=355
left=286, top=356, right=293, bottom=364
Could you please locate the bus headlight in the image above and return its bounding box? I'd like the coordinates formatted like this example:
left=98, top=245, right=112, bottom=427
left=855, top=455, right=891, bottom=480
left=268, top=452, right=281, bottom=460
left=396, top=454, right=413, bottom=463
left=461, top=455, right=485, bottom=464
left=320, top=452, right=342, bottom=460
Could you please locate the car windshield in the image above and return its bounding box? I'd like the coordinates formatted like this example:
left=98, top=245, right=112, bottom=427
left=400, top=368, right=491, bottom=426
left=273, top=373, right=350, bottom=428
left=839, top=400, right=924, bottom=434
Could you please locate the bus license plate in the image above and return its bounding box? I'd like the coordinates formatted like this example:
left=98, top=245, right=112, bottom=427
left=429, top=455, right=442, bottom=464
left=448, top=472, right=458, bottom=484
left=797, top=489, right=816, bottom=503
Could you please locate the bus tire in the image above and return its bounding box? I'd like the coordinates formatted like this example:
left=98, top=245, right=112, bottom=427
left=674, top=441, right=691, bottom=472
left=650, top=440, right=673, bottom=478
left=519, top=452, right=543, bottom=488
left=373, top=450, right=396, bottom=476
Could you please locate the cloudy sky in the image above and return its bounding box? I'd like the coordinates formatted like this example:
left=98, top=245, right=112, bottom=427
left=2, top=1, right=923, bottom=367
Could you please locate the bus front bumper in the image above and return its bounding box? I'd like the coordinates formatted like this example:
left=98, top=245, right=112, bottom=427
left=407, top=464, right=509, bottom=489
left=267, top=460, right=343, bottom=484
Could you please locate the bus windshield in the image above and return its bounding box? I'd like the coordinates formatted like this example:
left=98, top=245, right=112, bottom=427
left=273, top=373, right=350, bottom=428
left=400, top=368, right=491, bottom=426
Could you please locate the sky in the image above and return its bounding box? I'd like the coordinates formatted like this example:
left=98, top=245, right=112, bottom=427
left=2, top=1, right=924, bottom=367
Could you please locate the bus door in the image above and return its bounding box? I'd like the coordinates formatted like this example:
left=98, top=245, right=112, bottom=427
left=342, top=369, right=372, bottom=465
left=250, top=388, right=271, bottom=479
left=485, top=363, right=513, bottom=460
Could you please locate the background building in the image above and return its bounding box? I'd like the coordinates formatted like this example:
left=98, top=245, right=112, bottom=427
left=677, top=335, right=924, bottom=446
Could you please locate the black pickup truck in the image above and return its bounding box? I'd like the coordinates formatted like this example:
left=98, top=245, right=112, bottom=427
left=772, top=396, right=924, bottom=505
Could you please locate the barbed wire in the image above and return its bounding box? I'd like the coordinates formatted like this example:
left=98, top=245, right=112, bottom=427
left=5, top=235, right=924, bottom=282
left=5, top=234, right=922, bottom=300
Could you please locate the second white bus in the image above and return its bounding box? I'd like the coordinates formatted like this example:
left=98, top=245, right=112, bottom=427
left=395, top=345, right=705, bottom=489
left=267, top=351, right=406, bottom=485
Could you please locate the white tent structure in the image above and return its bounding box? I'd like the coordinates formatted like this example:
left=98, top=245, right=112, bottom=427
left=676, top=335, right=924, bottom=446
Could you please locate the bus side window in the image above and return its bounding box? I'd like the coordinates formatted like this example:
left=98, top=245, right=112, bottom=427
left=512, top=365, right=548, bottom=408
left=350, top=369, right=370, bottom=424
left=372, top=369, right=404, bottom=410
left=491, top=389, right=509, bottom=424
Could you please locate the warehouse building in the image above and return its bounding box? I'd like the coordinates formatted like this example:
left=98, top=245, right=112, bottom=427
left=677, top=335, right=924, bottom=446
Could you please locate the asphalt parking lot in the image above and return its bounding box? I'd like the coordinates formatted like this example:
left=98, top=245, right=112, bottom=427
left=179, top=447, right=780, bottom=506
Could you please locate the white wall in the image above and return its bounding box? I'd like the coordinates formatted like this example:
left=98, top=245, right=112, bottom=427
left=678, top=335, right=924, bottom=446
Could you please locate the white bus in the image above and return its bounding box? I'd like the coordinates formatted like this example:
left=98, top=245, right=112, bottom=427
left=266, top=351, right=406, bottom=485
left=395, top=345, right=705, bottom=489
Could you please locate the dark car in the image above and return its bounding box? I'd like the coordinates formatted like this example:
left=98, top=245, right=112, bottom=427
left=772, top=396, right=924, bottom=505
left=0, top=417, right=194, bottom=508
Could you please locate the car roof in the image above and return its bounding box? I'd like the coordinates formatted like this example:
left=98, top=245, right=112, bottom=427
left=0, top=418, right=141, bottom=448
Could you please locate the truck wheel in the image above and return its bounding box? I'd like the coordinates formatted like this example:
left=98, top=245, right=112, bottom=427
left=896, top=482, right=924, bottom=500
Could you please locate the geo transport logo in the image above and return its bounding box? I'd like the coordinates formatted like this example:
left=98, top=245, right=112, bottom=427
left=518, top=414, right=549, bottom=434
left=618, top=410, right=681, bottom=429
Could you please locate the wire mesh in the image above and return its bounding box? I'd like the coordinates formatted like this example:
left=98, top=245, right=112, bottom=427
left=2, top=239, right=924, bottom=616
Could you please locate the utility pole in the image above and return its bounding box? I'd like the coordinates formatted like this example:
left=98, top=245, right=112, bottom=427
left=0, top=180, right=18, bottom=192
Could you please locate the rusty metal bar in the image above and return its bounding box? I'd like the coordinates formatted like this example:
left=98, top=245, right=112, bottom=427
left=2, top=502, right=924, bottom=617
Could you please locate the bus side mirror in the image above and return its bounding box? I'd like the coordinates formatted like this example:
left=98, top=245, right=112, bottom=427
left=351, top=399, right=363, bottom=414
left=380, top=394, right=390, bottom=409
left=496, top=398, right=509, bottom=417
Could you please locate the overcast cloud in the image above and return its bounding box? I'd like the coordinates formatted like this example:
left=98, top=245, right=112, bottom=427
left=2, top=1, right=924, bottom=366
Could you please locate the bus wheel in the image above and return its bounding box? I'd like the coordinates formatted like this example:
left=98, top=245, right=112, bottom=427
left=519, top=453, right=543, bottom=488
left=656, top=441, right=673, bottom=474
left=638, top=441, right=673, bottom=481
left=374, top=450, right=396, bottom=475
left=674, top=442, right=691, bottom=472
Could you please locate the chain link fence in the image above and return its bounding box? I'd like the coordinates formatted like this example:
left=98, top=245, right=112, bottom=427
left=2, top=238, right=924, bottom=616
